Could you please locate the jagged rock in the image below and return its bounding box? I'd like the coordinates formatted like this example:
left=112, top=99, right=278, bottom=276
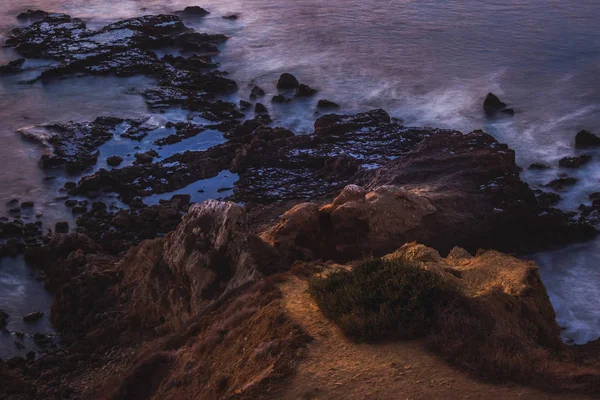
left=537, top=192, right=561, bottom=207
left=575, top=130, right=600, bottom=148
left=559, top=155, right=591, bottom=168
left=18, top=117, right=119, bottom=172
left=546, top=177, right=578, bottom=191
left=483, top=92, right=507, bottom=114
left=117, top=200, right=281, bottom=329
left=276, top=73, right=299, bottom=89
left=255, top=103, right=268, bottom=114
left=295, top=84, right=317, bottom=97
left=314, top=109, right=391, bottom=135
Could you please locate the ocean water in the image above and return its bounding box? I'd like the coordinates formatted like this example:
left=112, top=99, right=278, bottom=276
left=1, top=0, right=599, bottom=357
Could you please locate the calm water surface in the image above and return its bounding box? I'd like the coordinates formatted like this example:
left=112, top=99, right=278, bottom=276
left=1, top=0, right=599, bottom=357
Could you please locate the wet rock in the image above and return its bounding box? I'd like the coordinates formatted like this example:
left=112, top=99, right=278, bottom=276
left=545, top=177, right=578, bottom=191
left=20, top=117, right=119, bottom=172
left=317, top=99, right=340, bottom=110
left=14, top=341, right=25, bottom=350
left=537, top=192, right=561, bottom=207
left=106, top=155, right=123, bottom=167
left=483, top=92, right=507, bottom=114
left=314, top=109, right=391, bottom=135
left=250, top=85, right=265, bottom=99
left=134, top=152, right=154, bottom=164
left=575, top=130, right=600, bottom=148
left=276, top=73, right=299, bottom=89
left=55, top=222, right=69, bottom=234
left=500, top=108, right=515, bottom=116
left=272, top=94, right=291, bottom=103
left=559, top=154, right=591, bottom=168
left=72, top=205, right=88, bottom=214
left=239, top=100, right=252, bottom=110
left=528, top=163, right=550, bottom=170
left=295, top=84, right=317, bottom=97
left=155, top=122, right=205, bottom=146
left=23, top=312, right=43, bottom=323
left=16, top=9, right=49, bottom=21
left=255, top=103, right=269, bottom=114
left=178, top=6, right=210, bottom=17
left=64, top=200, right=77, bottom=208
left=0, top=58, right=25, bottom=74
left=223, top=14, right=239, bottom=20
left=21, top=202, right=34, bottom=209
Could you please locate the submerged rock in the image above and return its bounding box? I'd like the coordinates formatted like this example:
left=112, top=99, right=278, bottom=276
left=317, top=99, right=340, bottom=110
left=295, top=84, right=317, bottom=97
left=0, top=58, right=25, bottom=74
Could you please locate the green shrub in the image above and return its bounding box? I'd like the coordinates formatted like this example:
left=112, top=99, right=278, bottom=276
left=308, top=257, right=464, bottom=342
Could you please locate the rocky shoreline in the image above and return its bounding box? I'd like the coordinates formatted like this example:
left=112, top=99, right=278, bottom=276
left=1, top=8, right=600, bottom=399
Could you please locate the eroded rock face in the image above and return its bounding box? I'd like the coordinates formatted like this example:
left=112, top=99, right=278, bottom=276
left=117, top=200, right=281, bottom=330
left=263, top=185, right=436, bottom=262
left=386, top=243, right=562, bottom=349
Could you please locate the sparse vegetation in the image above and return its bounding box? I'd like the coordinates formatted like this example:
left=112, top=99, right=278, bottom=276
left=309, top=255, right=600, bottom=393
left=308, top=257, right=464, bottom=342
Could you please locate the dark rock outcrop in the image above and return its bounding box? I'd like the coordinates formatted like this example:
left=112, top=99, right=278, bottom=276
left=575, top=130, right=600, bottom=148
left=276, top=73, right=300, bottom=89
left=559, top=154, right=591, bottom=168
left=483, top=92, right=508, bottom=115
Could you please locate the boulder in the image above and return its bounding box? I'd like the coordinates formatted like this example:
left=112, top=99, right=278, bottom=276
left=263, top=185, right=436, bottom=262
left=559, top=154, right=591, bottom=168
left=295, top=84, right=317, bottom=97
left=179, top=6, right=209, bottom=17
left=575, top=130, right=600, bottom=148
left=483, top=92, right=507, bottom=114
left=276, top=73, right=299, bottom=89
left=250, top=85, right=265, bottom=99
left=255, top=103, right=268, bottom=114
left=55, top=222, right=69, bottom=234
left=106, top=156, right=123, bottom=167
